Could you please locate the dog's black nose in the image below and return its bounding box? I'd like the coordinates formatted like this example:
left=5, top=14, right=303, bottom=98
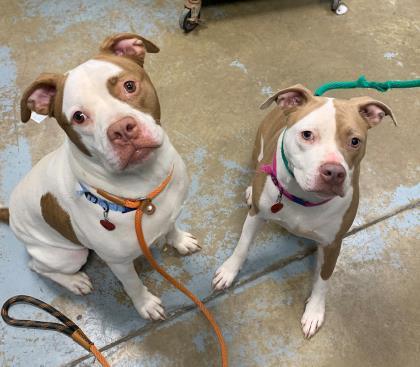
left=320, top=163, right=346, bottom=185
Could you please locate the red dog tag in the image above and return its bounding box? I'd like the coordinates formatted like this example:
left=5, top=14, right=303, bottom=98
left=100, top=219, right=116, bottom=231
left=271, top=202, right=283, bottom=213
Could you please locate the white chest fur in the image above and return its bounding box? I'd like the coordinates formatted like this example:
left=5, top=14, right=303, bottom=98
left=67, top=152, right=189, bottom=263
left=258, top=178, right=353, bottom=244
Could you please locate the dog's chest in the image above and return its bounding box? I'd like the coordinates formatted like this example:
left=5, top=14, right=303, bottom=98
left=70, top=171, right=188, bottom=262
left=259, top=179, right=352, bottom=244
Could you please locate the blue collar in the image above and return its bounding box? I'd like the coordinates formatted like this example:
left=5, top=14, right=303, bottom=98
left=78, top=183, right=136, bottom=214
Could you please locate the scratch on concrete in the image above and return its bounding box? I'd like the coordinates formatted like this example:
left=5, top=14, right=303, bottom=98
left=230, top=59, right=248, bottom=74
left=261, top=85, right=274, bottom=96
left=384, top=51, right=398, bottom=60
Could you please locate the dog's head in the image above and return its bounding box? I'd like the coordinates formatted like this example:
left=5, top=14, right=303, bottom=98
left=261, top=85, right=397, bottom=198
left=21, top=33, right=164, bottom=173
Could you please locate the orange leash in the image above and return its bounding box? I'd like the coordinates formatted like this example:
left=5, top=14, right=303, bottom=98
left=98, top=167, right=229, bottom=367
left=90, top=344, right=111, bottom=367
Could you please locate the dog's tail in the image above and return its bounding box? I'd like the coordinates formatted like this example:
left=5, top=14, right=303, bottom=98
left=0, top=208, right=10, bottom=225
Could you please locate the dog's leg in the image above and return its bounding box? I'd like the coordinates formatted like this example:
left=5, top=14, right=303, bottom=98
left=213, top=213, right=264, bottom=290
left=167, top=223, right=201, bottom=255
left=301, top=247, right=327, bottom=338
left=245, top=186, right=252, bottom=208
left=29, top=252, right=92, bottom=296
left=301, top=242, right=341, bottom=338
left=107, top=261, right=166, bottom=320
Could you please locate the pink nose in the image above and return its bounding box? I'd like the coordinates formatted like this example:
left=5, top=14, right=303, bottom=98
left=320, top=163, right=346, bottom=185
left=107, top=118, right=139, bottom=145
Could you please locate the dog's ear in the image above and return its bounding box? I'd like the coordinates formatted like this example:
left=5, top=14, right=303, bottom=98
left=99, top=33, right=159, bottom=67
left=260, top=84, right=313, bottom=110
left=352, top=96, right=397, bottom=128
left=20, top=73, right=63, bottom=123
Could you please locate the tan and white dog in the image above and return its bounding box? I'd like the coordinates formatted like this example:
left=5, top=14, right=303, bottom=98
left=1, top=33, right=201, bottom=320
left=212, top=85, right=396, bottom=338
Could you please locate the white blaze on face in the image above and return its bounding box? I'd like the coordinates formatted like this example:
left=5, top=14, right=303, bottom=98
left=284, top=98, right=352, bottom=195
left=62, top=59, right=163, bottom=171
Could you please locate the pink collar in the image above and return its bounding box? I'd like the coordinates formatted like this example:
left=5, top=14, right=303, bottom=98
left=260, top=148, right=333, bottom=208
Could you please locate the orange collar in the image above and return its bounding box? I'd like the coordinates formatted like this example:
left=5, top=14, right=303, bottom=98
left=96, top=165, right=174, bottom=214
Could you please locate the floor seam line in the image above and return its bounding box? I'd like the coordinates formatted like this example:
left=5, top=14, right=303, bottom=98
left=66, top=248, right=315, bottom=366
left=345, top=200, right=419, bottom=238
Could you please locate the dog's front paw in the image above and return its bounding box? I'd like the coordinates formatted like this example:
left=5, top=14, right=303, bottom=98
left=301, top=297, right=325, bottom=339
left=61, top=272, right=93, bottom=296
left=134, top=292, right=166, bottom=321
left=212, top=258, right=240, bottom=290
left=170, top=231, right=201, bottom=255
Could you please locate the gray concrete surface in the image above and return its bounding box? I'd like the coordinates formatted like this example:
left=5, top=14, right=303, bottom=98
left=0, top=1, right=419, bottom=366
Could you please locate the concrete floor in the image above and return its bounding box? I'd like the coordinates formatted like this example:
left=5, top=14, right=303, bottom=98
left=0, top=0, right=419, bottom=366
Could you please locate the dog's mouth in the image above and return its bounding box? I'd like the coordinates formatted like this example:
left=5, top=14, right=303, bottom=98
left=114, top=143, right=161, bottom=170
left=130, top=147, right=155, bottom=161
left=312, top=186, right=345, bottom=198
left=296, top=171, right=347, bottom=198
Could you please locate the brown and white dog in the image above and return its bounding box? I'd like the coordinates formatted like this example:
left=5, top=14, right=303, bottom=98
left=2, top=33, right=200, bottom=320
left=212, top=85, right=397, bottom=338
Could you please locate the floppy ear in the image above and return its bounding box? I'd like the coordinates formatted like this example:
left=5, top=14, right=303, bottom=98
left=99, top=33, right=159, bottom=67
left=260, top=84, right=313, bottom=110
left=20, top=73, right=63, bottom=123
left=352, top=96, right=398, bottom=128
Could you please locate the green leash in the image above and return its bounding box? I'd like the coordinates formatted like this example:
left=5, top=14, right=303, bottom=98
left=314, top=75, right=420, bottom=96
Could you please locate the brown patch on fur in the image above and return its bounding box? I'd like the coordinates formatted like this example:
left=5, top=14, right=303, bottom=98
left=57, top=113, right=92, bottom=156
left=40, top=193, right=82, bottom=246
left=20, top=74, right=92, bottom=156
left=321, top=241, right=342, bottom=280
left=99, top=33, right=159, bottom=68
left=250, top=107, right=284, bottom=215
left=333, top=99, right=369, bottom=169
left=320, top=166, right=360, bottom=280
left=0, top=208, right=9, bottom=224
left=97, top=54, right=161, bottom=123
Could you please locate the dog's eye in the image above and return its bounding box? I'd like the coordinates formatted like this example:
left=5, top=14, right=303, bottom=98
left=124, top=81, right=136, bottom=93
left=301, top=131, right=313, bottom=141
left=73, top=111, right=86, bottom=124
left=350, top=137, right=361, bottom=148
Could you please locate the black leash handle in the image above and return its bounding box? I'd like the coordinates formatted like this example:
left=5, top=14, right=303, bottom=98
left=1, top=295, right=93, bottom=350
